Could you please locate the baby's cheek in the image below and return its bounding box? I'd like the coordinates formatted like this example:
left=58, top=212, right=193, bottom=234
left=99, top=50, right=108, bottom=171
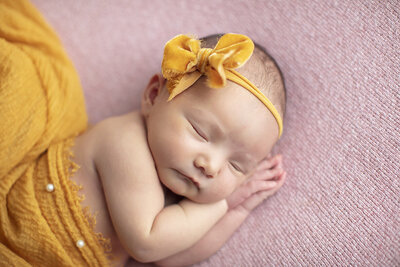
left=237, top=175, right=248, bottom=187
left=166, top=127, right=195, bottom=162
left=215, top=172, right=239, bottom=198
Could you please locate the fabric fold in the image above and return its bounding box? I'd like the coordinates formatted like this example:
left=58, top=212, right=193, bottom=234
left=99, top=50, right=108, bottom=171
left=0, top=0, right=111, bottom=265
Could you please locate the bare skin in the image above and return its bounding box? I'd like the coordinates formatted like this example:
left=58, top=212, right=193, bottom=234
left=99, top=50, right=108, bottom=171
left=69, top=74, right=286, bottom=266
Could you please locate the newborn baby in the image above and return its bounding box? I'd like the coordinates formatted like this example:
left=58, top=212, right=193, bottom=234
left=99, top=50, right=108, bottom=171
left=0, top=2, right=286, bottom=265
left=71, top=33, right=287, bottom=266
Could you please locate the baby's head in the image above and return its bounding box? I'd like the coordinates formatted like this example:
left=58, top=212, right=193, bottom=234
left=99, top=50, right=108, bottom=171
left=199, top=34, right=286, bottom=123
left=141, top=34, right=286, bottom=203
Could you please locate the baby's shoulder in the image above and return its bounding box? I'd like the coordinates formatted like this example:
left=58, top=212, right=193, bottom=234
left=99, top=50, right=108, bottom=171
left=94, top=111, right=144, bottom=137
left=90, top=111, right=150, bottom=161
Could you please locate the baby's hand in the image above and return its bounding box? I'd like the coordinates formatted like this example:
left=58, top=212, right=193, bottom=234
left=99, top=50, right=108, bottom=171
left=226, top=154, right=286, bottom=214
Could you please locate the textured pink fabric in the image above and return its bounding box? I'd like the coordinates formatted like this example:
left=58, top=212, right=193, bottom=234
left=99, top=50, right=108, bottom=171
left=32, top=0, right=400, bottom=266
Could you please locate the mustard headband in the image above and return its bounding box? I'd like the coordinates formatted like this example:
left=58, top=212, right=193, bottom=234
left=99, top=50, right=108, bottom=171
left=161, top=33, right=283, bottom=138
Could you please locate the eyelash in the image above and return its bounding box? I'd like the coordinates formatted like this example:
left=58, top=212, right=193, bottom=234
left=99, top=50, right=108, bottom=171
left=190, top=122, right=207, bottom=141
left=230, top=162, right=243, bottom=173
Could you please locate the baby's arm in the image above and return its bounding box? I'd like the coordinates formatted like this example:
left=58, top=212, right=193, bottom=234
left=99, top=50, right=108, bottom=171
left=155, top=155, right=286, bottom=267
left=92, top=114, right=227, bottom=262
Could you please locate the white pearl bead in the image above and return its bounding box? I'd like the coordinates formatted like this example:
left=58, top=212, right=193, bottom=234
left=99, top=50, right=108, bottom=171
left=76, top=239, right=85, bottom=248
left=46, top=183, right=55, bottom=192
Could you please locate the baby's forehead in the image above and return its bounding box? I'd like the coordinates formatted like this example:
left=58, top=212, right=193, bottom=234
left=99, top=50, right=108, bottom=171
left=187, top=104, right=272, bottom=158
left=184, top=85, right=277, bottom=152
left=189, top=75, right=265, bottom=110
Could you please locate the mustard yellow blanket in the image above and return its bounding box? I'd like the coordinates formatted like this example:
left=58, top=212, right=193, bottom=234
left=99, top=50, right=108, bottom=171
left=0, top=0, right=110, bottom=265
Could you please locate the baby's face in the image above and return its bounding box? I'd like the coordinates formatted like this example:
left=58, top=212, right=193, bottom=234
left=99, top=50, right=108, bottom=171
left=144, top=77, right=279, bottom=203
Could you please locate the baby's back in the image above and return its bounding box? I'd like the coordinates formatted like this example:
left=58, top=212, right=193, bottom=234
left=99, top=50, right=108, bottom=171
left=70, top=111, right=145, bottom=266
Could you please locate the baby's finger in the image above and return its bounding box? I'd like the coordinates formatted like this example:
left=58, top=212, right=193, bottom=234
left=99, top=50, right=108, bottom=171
left=256, top=154, right=282, bottom=171
left=268, top=167, right=284, bottom=180
left=259, top=180, right=278, bottom=191
left=268, top=171, right=287, bottom=194
left=251, top=166, right=283, bottom=181
left=257, top=172, right=286, bottom=199
left=275, top=156, right=283, bottom=169
left=239, top=172, right=287, bottom=212
left=240, top=187, right=278, bottom=212
left=240, top=179, right=275, bottom=196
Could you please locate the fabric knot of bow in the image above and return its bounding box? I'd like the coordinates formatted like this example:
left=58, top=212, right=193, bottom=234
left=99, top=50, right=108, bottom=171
left=195, top=47, right=213, bottom=74
left=161, top=33, right=254, bottom=100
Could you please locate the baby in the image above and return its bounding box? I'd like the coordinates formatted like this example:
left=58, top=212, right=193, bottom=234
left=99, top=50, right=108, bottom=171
left=1, top=2, right=287, bottom=266
left=70, top=33, right=287, bottom=266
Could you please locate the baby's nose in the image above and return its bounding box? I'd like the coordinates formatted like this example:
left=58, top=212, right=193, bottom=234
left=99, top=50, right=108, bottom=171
left=194, top=155, right=218, bottom=178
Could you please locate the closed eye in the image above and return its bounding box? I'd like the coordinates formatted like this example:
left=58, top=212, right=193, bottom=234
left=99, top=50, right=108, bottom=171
left=230, top=162, right=244, bottom=173
left=190, top=122, right=207, bottom=141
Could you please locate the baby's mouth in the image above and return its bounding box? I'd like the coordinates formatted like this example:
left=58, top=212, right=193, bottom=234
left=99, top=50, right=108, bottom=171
left=176, top=170, right=200, bottom=189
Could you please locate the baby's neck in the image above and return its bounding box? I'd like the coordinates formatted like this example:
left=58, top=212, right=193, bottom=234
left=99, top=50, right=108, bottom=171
left=163, top=185, right=184, bottom=206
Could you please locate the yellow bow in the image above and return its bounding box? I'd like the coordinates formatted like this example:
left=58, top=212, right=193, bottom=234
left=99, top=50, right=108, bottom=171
left=162, top=33, right=254, bottom=99
left=161, top=33, right=283, bottom=138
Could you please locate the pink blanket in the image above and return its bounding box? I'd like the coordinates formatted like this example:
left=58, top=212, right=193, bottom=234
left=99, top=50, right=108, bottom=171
left=32, top=0, right=400, bottom=266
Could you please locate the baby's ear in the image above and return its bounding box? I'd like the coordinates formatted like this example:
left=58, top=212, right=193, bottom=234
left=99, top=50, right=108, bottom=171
left=141, top=74, right=165, bottom=116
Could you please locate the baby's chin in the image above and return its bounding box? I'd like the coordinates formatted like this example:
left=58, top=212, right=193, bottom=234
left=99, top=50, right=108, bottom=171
left=158, top=172, right=192, bottom=197
left=177, top=189, right=226, bottom=204
left=162, top=181, right=222, bottom=204
left=158, top=170, right=228, bottom=204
